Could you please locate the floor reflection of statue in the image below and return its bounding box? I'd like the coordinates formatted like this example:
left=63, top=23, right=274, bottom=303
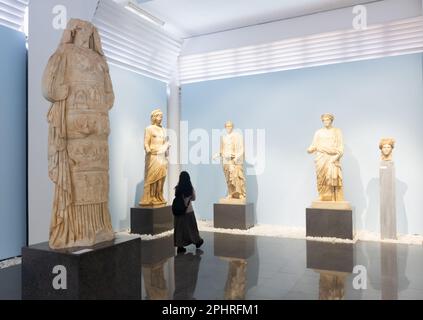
left=307, top=114, right=350, bottom=209
left=173, top=252, right=202, bottom=300
left=214, top=121, right=246, bottom=204
left=139, top=109, right=170, bottom=207
left=316, top=270, right=349, bottom=300
left=142, top=260, right=170, bottom=300
left=223, top=258, right=247, bottom=300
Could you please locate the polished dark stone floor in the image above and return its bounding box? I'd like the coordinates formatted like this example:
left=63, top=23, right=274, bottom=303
left=1, top=231, right=423, bottom=300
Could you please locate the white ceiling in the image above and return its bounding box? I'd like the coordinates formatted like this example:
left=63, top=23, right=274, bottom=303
left=134, top=0, right=376, bottom=38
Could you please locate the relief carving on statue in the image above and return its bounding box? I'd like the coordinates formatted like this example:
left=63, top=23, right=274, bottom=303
left=42, top=19, right=115, bottom=249
left=307, top=114, right=350, bottom=209
left=139, top=109, right=170, bottom=207
left=214, top=121, right=247, bottom=205
left=379, top=138, right=395, bottom=161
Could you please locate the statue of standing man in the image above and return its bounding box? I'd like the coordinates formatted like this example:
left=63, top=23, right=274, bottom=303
left=215, top=121, right=247, bottom=204
left=139, top=109, right=169, bottom=207
left=307, top=114, right=350, bottom=209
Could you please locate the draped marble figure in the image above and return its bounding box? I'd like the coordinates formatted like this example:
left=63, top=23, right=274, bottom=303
left=307, top=114, right=348, bottom=207
left=139, top=109, right=169, bottom=207
left=42, top=19, right=115, bottom=249
left=215, top=121, right=247, bottom=204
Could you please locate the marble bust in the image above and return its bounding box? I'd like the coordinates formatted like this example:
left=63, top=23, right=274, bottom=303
left=379, top=138, right=395, bottom=161
left=215, top=121, right=246, bottom=204
left=139, top=109, right=170, bottom=207
left=307, top=114, right=350, bottom=209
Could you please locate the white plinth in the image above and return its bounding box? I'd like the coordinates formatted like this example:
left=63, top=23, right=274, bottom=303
left=311, top=200, right=351, bottom=210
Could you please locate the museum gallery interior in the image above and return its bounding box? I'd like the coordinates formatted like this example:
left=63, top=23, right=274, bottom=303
left=0, top=0, right=423, bottom=301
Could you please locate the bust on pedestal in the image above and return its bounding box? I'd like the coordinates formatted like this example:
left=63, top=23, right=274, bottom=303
left=379, top=138, right=397, bottom=240
left=213, top=121, right=254, bottom=230
left=306, top=114, right=353, bottom=239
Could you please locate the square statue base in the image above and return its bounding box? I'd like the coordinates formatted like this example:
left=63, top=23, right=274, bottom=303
left=22, top=235, right=141, bottom=300
left=131, top=205, right=173, bottom=235
left=214, top=233, right=255, bottom=259
left=141, top=235, right=174, bottom=266
left=306, top=241, right=354, bottom=273
left=214, top=203, right=254, bottom=230
left=306, top=207, right=353, bottom=240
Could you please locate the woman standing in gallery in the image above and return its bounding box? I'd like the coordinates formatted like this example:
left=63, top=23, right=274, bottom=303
left=174, top=171, right=204, bottom=254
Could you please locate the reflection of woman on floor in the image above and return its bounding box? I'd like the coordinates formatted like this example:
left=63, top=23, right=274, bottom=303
left=173, top=171, right=204, bottom=254
left=173, top=252, right=202, bottom=300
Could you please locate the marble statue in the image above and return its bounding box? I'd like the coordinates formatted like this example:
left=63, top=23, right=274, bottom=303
left=379, top=138, right=396, bottom=239
left=379, top=138, right=395, bottom=161
left=42, top=19, right=115, bottom=249
left=139, top=109, right=169, bottom=207
left=214, top=121, right=246, bottom=204
left=307, top=114, right=350, bottom=209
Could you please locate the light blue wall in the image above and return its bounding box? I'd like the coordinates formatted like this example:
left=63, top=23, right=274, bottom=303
left=108, top=66, right=167, bottom=231
left=0, top=26, right=27, bottom=260
left=181, top=53, right=423, bottom=235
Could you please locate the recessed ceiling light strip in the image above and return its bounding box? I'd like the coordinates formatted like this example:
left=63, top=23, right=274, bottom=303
left=179, top=16, right=423, bottom=84
left=93, top=0, right=182, bottom=83
left=0, top=0, right=28, bottom=32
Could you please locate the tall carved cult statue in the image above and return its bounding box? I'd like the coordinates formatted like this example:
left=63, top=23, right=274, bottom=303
left=307, top=114, right=350, bottom=208
left=215, top=121, right=247, bottom=204
left=139, top=109, right=169, bottom=207
left=42, top=19, right=115, bottom=249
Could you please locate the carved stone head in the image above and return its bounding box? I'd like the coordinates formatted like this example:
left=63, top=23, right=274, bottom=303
left=379, top=138, right=395, bottom=161
left=150, top=109, right=163, bottom=126
left=225, top=120, right=234, bottom=134
left=321, top=113, right=334, bottom=128
left=60, top=18, right=104, bottom=56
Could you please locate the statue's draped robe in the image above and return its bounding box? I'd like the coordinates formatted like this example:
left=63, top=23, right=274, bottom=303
left=221, top=132, right=246, bottom=199
left=140, top=125, right=168, bottom=205
left=42, top=43, right=115, bottom=248
left=309, top=128, right=344, bottom=201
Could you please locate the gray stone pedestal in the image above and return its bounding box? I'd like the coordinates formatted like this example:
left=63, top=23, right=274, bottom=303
left=21, top=235, right=141, bottom=300
left=380, top=161, right=397, bottom=239
left=131, top=205, right=173, bottom=235
left=306, top=208, right=353, bottom=239
left=141, top=235, right=174, bottom=265
left=214, top=233, right=255, bottom=259
left=306, top=241, right=354, bottom=272
left=214, top=203, right=254, bottom=230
